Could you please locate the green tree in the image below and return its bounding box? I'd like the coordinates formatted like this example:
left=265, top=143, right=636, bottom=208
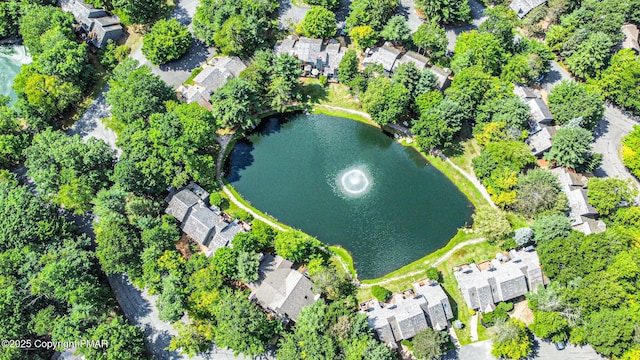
left=514, top=227, right=534, bottom=246
left=95, top=215, right=143, bottom=276
left=338, top=49, right=359, bottom=84
left=142, top=19, right=191, bottom=65
left=415, top=0, right=471, bottom=24
left=380, top=15, right=411, bottom=45
left=362, top=76, right=410, bottom=125
left=112, top=0, right=165, bottom=24
left=211, top=77, right=259, bottom=130
left=78, top=316, right=147, bottom=360
left=530, top=311, right=570, bottom=342
left=278, top=300, right=338, bottom=359
left=371, top=285, right=392, bottom=302
left=19, top=5, right=74, bottom=55
left=544, top=126, right=601, bottom=171
left=211, top=247, right=239, bottom=279
left=472, top=206, right=512, bottom=241
left=473, top=141, right=536, bottom=180
left=33, top=28, right=93, bottom=88
left=452, top=31, right=506, bottom=75
left=24, top=129, right=115, bottom=213
left=412, top=327, right=449, bottom=360
left=412, top=98, right=464, bottom=150
left=412, top=21, right=448, bottom=59
left=346, top=0, right=398, bottom=31
left=585, top=308, right=636, bottom=358
left=598, top=49, right=640, bottom=113
left=532, top=214, right=572, bottom=244
left=476, top=96, right=531, bottom=130
left=514, top=168, right=566, bottom=217
left=491, top=319, right=532, bottom=360
left=274, top=231, right=320, bottom=262
left=307, top=0, right=340, bottom=10
left=0, top=98, right=29, bottom=169
left=587, top=178, right=638, bottom=217
left=565, top=32, right=614, bottom=80
left=297, top=6, right=336, bottom=39
left=107, top=59, right=174, bottom=124
left=213, top=289, right=282, bottom=357
left=157, top=275, right=186, bottom=322
left=236, top=251, right=260, bottom=283
left=479, top=5, right=515, bottom=53
left=349, top=25, right=377, bottom=50
left=548, top=81, right=604, bottom=130
left=622, top=126, right=640, bottom=178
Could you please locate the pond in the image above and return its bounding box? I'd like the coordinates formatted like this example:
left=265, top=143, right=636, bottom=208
left=227, top=114, right=473, bottom=279
left=0, top=45, right=31, bottom=105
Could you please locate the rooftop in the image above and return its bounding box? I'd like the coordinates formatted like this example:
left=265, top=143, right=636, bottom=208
left=363, top=46, right=402, bottom=72
left=393, top=51, right=430, bottom=71
left=526, top=98, right=554, bottom=124
left=621, top=24, right=640, bottom=52
left=509, top=0, right=548, bottom=19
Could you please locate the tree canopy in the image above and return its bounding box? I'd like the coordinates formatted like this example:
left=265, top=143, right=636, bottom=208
left=548, top=81, right=604, bottom=130
left=142, top=19, right=192, bottom=65
left=544, top=126, right=601, bottom=172
left=297, top=6, right=336, bottom=39
left=415, top=0, right=471, bottom=24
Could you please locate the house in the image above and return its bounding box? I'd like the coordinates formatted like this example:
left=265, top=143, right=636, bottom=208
left=454, top=248, right=544, bottom=312
left=430, top=66, right=452, bottom=91
left=393, top=51, right=430, bottom=72
left=363, top=45, right=402, bottom=74
left=176, top=57, right=247, bottom=110
left=509, top=0, right=548, bottom=19
left=526, top=124, right=556, bottom=157
left=550, top=167, right=606, bottom=234
left=247, top=254, right=319, bottom=322
left=273, top=37, right=346, bottom=78
left=621, top=24, right=640, bottom=53
left=514, top=85, right=555, bottom=125
left=360, top=280, right=453, bottom=344
left=60, top=0, right=123, bottom=48
left=164, top=183, right=245, bottom=256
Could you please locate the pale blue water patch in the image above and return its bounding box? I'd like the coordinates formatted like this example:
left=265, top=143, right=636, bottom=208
left=227, top=114, right=474, bottom=279
left=0, top=45, right=32, bottom=105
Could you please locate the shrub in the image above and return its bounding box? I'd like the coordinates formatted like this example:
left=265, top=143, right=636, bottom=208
left=425, top=267, right=441, bottom=282
left=142, top=18, right=191, bottom=65
left=482, top=307, right=508, bottom=327
left=371, top=285, right=392, bottom=302
left=514, top=227, right=534, bottom=246
left=318, top=75, right=328, bottom=87
left=209, top=191, right=224, bottom=207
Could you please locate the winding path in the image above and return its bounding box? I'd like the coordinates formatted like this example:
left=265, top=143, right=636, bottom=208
left=360, top=237, right=486, bottom=288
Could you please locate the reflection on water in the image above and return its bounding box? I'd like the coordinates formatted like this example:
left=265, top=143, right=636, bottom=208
left=0, top=45, right=32, bottom=105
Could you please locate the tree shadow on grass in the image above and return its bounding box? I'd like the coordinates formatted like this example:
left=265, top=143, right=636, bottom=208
left=302, top=82, right=329, bottom=104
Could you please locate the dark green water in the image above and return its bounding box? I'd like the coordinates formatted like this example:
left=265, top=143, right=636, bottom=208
left=227, top=114, right=473, bottom=279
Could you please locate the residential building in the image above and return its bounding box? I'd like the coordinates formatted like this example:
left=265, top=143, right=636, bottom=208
left=526, top=98, right=554, bottom=124
left=430, top=66, right=452, bottom=91
left=393, top=51, right=429, bottom=72
left=510, top=0, right=548, bottom=19
left=176, top=57, right=247, bottom=110
left=273, top=37, right=346, bottom=78
left=550, top=167, right=606, bottom=234
left=360, top=279, right=453, bottom=344
left=621, top=24, right=640, bottom=53
left=526, top=124, right=556, bottom=157
left=454, top=248, right=544, bottom=312
left=60, top=0, right=123, bottom=48
left=164, top=183, right=245, bottom=257
left=247, top=254, right=319, bottom=322
left=363, top=45, right=402, bottom=74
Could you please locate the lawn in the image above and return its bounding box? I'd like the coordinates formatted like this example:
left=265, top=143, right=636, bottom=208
left=328, top=245, right=357, bottom=279
left=449, top=138, right=482, bottom=175
left=302, top=79, right=363, bottom=111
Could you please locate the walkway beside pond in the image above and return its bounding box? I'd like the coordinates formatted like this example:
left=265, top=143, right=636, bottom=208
left=360, top=237, right=486, bottom=288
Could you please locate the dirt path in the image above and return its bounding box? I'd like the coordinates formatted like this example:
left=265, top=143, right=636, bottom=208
left=360, top=237, right=486, bottom=288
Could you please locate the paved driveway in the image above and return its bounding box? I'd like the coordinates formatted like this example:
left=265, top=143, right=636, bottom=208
left=129, top=0, right=216, bottom=88
left=398, top=0, right=423, bottom=32
left=66, top=85, right=120, bottom=155
left=444, top=0, right=487, bottom=51
left=277, top=0, right=310, bottom=30
left=540, top=60, right=573, bottom=92
left=443, top=338, right=603, bottom=360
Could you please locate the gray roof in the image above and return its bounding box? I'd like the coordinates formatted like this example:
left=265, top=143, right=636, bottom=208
left=454, top=249, right=543, bottom=310
left=510, top=0, right=548, bottom=18
left=193, top=57, right=246, bottom=94
left=393, top=51, right=429, bottom=71
left=430, top=66, right=452, bottom=90
left=181, top=204, right=228, bottom=246
left=248, top=254, right=318, bottom=322
left=621, top=24, right=640, bottom=52
left=362, top=281, right=452, bottom=343
left=527, top=125, right=555, bottom=157
left=526, top=98, right=554, bottom=124
left=514, top=85, right=539, bottom=100
left=274, top=37, right=297, bottom=56
left=165, top=188, right=201, bottom=223
left=60, top=0, right=122, bottom=48
left=293, top=37, right=323, bottom=64
left=363, top=46, right=402, bottom=72
left=573, top=216, right=606, bottom=235
left=321, top=42, right=346, bottom=77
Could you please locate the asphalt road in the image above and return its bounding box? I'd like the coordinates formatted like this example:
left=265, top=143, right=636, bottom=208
left=277, top=0, right=310, bottom=30
left=443, top=338, right=604, bottom=360
left=444, top=0, right=487, bottom=51
left=66, top=84, right=120, bottom=154
left=398, top=0, right=423, bottom=32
